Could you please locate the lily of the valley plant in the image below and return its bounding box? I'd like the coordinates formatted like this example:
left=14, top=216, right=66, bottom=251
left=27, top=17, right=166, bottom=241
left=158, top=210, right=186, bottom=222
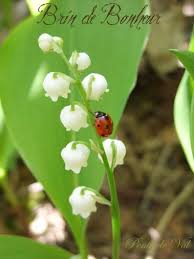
left=38, top=33, right=127, bottom=259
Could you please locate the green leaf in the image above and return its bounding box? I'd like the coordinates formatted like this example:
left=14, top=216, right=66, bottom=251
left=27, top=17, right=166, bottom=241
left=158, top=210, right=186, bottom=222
left=174, top=73, right=194, bottom=170
left=0, top=103, right=15, bottom=175
left=0, top=0, right=149, bottom=246
left=0, top=235, right=72, bottom=259
left=170, top=49, right=194, bottom=79
left=174, top=33, right=194, bottom=172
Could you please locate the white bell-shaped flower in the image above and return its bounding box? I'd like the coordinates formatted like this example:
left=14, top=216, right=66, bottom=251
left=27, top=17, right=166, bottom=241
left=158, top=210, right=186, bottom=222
left=38, top=33, right=54, bottom=53
left=99, top=139, right=126, bottom=168
left=82, top=73, right=108, bottom=101
left=43, top=72, right=72, bottom=102
left=60, top=104, right=88, bottom=132
left=61, top=142, right=90, bottom=174
left=69, top=187, right=97, bottom=218
left=69, top=52, right=91, bottom=71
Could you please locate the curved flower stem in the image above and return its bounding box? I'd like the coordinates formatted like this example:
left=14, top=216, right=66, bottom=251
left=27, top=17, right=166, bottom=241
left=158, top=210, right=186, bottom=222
left=60, top=52, right=121, bottom=259
left=98, top=139, right=121, bottom=259
left=79, top=231, right=88, bottom=259
left=82, top=88, right=121, bottom=259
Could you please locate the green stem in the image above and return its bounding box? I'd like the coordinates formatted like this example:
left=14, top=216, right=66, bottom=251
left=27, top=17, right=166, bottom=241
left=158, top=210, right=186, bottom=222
left=60, top=52, right=121, bottom=258
left=98, top=140, right=121, bottom=259
left=73, top=174, right=79, bottom=188
left=79, top=232, right=88, bottom=259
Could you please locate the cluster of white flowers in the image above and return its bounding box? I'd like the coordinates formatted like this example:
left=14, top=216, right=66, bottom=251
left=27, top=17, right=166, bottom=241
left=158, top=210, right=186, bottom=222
left=39, top=33, right=126, bottom=219
left=39, top=35, right=108, bottom=104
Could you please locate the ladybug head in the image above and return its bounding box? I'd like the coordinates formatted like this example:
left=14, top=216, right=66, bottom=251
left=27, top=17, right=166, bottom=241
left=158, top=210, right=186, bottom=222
left=95, top=111, right=106, bottom=118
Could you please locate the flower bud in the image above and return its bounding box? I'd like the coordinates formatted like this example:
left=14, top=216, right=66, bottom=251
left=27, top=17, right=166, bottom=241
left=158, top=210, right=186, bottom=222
left=69, top=52, right=91, bottom=71
left=82, top=73, right=108, bottom=101
left=99, top=139, right=126, bottom=168
left=60, top=104, right=88, bottom=132
left=38, top=33, right=54, bottom=53
left=38, top=33, right=63, bottom=54
left=43, top=72, right=72, bottom=102
left=69, top=187, right=97, bottom=218
left=61, top=142, right=90, bottom=174
left=53, top=36, right=64, bottom=54
left=53, top=36, right=63, bottom=47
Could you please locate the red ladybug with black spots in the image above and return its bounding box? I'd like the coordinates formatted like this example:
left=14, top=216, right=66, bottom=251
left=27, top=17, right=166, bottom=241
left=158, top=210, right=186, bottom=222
left=94, top=111, right=113, bottom=137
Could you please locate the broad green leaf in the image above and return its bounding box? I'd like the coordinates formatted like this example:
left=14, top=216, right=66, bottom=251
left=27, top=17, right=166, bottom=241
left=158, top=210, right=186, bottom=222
left=0, top=235, right=72, bottom=258
left=0, top=0, right=149, bottom=245
left=170, top=49, right=194, bottom=79
left=0, top=103, right=15, bottom=179
left=174, top=33, right=194, bottom=172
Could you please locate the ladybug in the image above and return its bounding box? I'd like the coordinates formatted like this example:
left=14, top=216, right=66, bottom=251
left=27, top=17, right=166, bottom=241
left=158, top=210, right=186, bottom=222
left=94, top=111, right=113, bottom=137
